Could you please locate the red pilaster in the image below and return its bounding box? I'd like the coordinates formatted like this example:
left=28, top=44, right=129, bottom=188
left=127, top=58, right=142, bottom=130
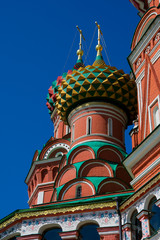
left=97, top=226, right=119, bottom=240
left=137, top=210, right=150, bottom=238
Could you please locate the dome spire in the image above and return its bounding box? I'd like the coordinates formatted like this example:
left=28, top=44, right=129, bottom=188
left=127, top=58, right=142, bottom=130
left=76, top=26, right=85, bottom=63
left=95, top=21, right=103, bottom=58
left=93, top=22, right=106, bottom=66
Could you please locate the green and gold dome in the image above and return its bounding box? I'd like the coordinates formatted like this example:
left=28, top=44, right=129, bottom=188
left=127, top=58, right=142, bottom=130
left=55, top=60, right=137, bottom=124
left=47, top=24, right=137, bottom=124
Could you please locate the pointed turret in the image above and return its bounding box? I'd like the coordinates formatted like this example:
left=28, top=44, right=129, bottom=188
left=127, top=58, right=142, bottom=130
left=74, top=26, right=85, bottom=70
left=93, top=21, right=106, bottom=66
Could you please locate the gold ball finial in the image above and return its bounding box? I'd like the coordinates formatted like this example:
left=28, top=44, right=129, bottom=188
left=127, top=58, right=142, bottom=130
left=96, top=44, right=103, bottom=52
left=77, top=49, right=84, bottom=56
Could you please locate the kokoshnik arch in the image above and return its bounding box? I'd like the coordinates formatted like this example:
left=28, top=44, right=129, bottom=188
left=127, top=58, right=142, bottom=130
left=1, top=0, right=160, bottom=239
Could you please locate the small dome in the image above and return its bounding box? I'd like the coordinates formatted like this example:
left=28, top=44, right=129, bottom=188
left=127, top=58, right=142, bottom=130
left=55, top=62, right=137, bottom=124
left=129, top=0, right=149, bottom=13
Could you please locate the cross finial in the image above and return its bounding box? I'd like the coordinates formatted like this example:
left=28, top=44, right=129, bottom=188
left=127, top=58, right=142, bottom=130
left=95, top=21, right=103, bottom=57
left=76, top=26, right=85, bottom=61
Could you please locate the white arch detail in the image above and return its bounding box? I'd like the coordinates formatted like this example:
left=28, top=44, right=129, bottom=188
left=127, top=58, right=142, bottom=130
left=61, top=180, right=95, bottom=200
left=80, top=161, right=112, bottom=177
left=44, top=143, right=70, bottom=159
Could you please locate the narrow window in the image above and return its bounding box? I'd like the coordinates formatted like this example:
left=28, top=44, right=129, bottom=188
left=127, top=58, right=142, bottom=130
left=76, top=185, right=82, bottom=198
left=131, top=210, right=142, bottom=240
left=66, top=125, right=70, bottom=134
left=153, top=106, right=160, bottom=128
left=148, top=197, right=160, bottom=236
left=72, top=124, right=75, bottom=142
left=108, top=118, right=113, bottom=136
left=87, top=117, right=92, bottom=135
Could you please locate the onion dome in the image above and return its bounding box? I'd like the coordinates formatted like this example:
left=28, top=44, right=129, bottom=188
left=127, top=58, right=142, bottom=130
left=129, top=0, right=149, bottom=13
left=55, top=61, right=137, bottom=124
left=46, top=72, right=71, bottom=114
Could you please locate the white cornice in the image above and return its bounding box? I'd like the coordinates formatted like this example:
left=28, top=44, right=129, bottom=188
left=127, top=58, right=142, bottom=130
left=25, top=157, right=61, bottom=184
left=129, top=16, right=160, bottom=65
left=28, top=181, right=55, bottom=204
left=130, top=157, right=160, bottom=186
left=123, top=125, right=160, bottom=178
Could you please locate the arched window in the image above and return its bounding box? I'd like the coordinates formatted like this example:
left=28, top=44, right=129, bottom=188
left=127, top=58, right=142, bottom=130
left=34, top=174, right=37, bottom=186
left=108, top=118, right=113, bottom=136
left=31, top=180, right=34, bottom=191
left=148, top=197, right=160, bottom=236
left=42, top=228, right=62, bottom=240
left=76, top=185, right=82, bottom=198
left=28, top=186, right=31, bottom=196
left=66, top=125, right=70, bottom=134
left=87, top=117, right=92, bottom=135
left=55, top=152, right=63, bottom=157
left=79, top=224, right=100, bottom=240
left=52, top=167, right=58, bottom=180
left=153, top=106, right=160, bottom=128
left=41, top=169, right=48, bottom=183
left=131, top=210, right=142, bottom=240
left=72, top=124, right=75, bottom=142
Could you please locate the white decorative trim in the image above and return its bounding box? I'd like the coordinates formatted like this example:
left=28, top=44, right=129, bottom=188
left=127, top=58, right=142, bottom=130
left=151, top=48, right=160, bottom=64
left=129, top=17, right=160, bottom=64
left=44, top=143, right=70, bottom=159
left=98, top=231, right=119, bottom=235
left=123, top=125, right=160, bottom=178
left=71, top=111, right=126, bottom=127
left=55, top=152, right=63, bottom=157
left=37, top=191, right=44, bottom=204
left=80, top=161, right=112, bottom=177
left=131, top=157, right=160, bottom=186
left=61, top=235, right=78, bottom=239
left=71, top=134, right=124, bottom=149
left=143, top=64, right=150, bottom=139
left=70, top=148, right=95, bottom=164
left=68, top=102, right=127, bottom=126
left=28, top=181, right=55, bottom=204
left=134, top=42, right=160, bottom=76
left=148, top=95, right=160, bottom=132
left=135, top=59, right=145, bottom=75
left=72, top=124, right=75, bottom=142
left=135, top=69, right=145, bottom=84
left=98, top=148, right=122, bottom=162
left=98, top=181, right=126, bottom=193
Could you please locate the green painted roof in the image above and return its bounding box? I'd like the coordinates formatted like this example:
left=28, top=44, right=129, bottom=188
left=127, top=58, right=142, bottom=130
left=67, top=141, right=127, bottom=161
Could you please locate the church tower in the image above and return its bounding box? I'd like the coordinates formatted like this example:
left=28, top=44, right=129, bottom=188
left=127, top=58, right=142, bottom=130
left=1, top=2, right=160, bottom=240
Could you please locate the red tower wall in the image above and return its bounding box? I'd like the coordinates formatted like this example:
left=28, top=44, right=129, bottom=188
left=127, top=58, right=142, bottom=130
left=68, top=102, right=127, bottom=150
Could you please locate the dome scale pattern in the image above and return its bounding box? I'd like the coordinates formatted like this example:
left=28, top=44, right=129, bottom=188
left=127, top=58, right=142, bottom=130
left=55, top=64, right=137, bottom=124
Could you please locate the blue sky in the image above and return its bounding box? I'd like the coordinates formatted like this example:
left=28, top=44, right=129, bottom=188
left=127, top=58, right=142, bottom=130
left=0, top=0, right=140, bottom=220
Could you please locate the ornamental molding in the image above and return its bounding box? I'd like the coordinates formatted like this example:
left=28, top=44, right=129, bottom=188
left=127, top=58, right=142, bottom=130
left=130, top=157, right=160, bottom=186
left=123, top=125, right=160, bottom=177
left=0, top=223, right=21, bottom=240
left=134, top=40, right=160, bottom=76
left=68, top=103, right=127, bottom=126
left=0, top=201, right=116, bottom=230
left=122, top=184, right=160, bottom=226
left=129, top=16, right=160, bottom=64
left=44, top=143, right=70, bottom=159
left=120, top=174, right=160, bottom=211
left=25, top=157, right=62, bottom=184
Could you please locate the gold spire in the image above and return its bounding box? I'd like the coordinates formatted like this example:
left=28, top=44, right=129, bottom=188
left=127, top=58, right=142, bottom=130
left=95, top=21, right=103, bottom=57
left=76, top=26, right=85, bottom=61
